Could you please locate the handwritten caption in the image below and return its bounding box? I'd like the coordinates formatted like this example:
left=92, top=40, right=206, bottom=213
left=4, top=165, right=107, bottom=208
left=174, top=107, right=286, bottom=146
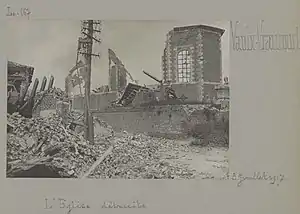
left=230, top=20, right=300, bottom=52
left=5, top=5, right=31, bottom=19
left=42, top=172, right=285, bottom=213
left=199, top=171, right=285, bottom=187
left=45, top=198, right=146, bottom=213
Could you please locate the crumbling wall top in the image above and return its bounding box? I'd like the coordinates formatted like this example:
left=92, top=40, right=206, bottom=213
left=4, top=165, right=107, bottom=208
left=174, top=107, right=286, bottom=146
left=173, top=24, right=225, bottom=36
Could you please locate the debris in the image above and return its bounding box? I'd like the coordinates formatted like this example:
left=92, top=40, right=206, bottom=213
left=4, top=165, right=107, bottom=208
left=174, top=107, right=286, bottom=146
left=7, top=109, right=227, bottom=179
left=6, top=112, right=110, bottom=178
left=88, top=134, right=199, bottom=179
left=80, top=145, right=114, bottom=178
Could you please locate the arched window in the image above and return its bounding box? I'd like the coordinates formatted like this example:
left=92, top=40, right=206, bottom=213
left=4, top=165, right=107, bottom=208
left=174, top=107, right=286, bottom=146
left=177, top=50, right=192, bottom=83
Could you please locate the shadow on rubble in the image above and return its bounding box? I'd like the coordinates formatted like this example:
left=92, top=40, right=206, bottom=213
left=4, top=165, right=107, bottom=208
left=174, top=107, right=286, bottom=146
left=6, top=163, right=72, bottom=178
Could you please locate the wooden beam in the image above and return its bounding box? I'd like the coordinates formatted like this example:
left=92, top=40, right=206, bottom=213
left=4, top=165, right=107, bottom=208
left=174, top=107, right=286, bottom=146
left=80, top=145, right=113, bottom=178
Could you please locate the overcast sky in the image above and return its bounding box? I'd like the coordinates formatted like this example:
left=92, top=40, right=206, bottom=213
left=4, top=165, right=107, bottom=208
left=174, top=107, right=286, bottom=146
left=5, top=20, right=229, bottom=91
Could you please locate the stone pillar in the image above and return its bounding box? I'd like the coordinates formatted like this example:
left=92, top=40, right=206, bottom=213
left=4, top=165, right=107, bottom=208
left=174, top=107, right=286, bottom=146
left=166, top=32, right=172, bottom=82
left=190, top=46, right=195, bottom=82
left=170, top=46, right=177, bottom=83
left=195, top=29, right=204, bottom=100
left=162, top=49, right=168, bottom=82
left=217, top=35, right=223, bottom=83
left=159, top=84, right=165, bottom=101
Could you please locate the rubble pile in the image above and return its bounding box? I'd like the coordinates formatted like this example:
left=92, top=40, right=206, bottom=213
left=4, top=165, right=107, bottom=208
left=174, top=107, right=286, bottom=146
left=7, top=112, right=110, bottom=177
left=65, top=111, right=114, bottom=135
left=90, top=134, right=198, bottom=179
left=65, top=111, right=84, bottom=125
left=35, top=87, right=67, bottom=103
left=7, top=112, right=199, bottom=179
left=180, top=105, right=229, bottom=147
left=206, top=132, right=228, bottom=147
left=182, top=105, right=206, bottom=115
left=33, top=87, right=68, bottom=114
left=47, top=87, right=66, bottom=100
left=7, top=133, right=31, bottom=162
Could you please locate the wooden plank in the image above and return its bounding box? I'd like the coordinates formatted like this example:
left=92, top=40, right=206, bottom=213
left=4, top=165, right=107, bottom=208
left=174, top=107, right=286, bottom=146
left=80, top=145, right=113, bottom=178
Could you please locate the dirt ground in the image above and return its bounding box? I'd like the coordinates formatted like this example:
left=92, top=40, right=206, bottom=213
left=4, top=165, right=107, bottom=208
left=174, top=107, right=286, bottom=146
left=159, top=139, right=229, bottom=178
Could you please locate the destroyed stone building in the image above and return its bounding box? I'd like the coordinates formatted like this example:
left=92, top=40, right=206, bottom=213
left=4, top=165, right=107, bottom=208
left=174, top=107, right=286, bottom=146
left=215, top=83, right=230, bottom=109
left=72, top=24, right=226, bottom=111
left=109, top=65, right=127, bottom=91
left=108, top=49, right=128, bottom=92
left=6, top=21, right=230, bottom=179
left=162, top=25, right=225, bottom=102
left=7, top=61, right=34, bottom=103
left=69, top=24, right=229, bottom=139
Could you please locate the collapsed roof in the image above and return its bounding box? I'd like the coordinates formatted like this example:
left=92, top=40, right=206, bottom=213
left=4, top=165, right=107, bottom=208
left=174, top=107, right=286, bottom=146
left=7, top=61, right=34, bottom=83
left=117, top=83, right=150, bottom=106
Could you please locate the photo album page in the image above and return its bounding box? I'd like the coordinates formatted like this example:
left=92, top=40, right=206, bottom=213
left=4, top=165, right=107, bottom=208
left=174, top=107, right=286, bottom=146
left=1, top=0, right=299, bottom=214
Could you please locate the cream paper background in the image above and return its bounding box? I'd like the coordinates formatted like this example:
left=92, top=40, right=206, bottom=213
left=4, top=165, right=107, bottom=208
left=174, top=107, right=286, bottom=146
left=1, top=0, right=300, bottom=214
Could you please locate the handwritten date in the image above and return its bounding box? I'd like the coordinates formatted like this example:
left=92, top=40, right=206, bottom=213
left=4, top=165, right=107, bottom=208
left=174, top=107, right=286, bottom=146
left=6, top=6, right=31, bottom=19
left=199, top=171, right=285, bottom=187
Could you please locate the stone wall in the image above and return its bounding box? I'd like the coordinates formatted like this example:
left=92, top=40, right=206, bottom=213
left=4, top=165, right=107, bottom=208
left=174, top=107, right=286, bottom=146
left=92, top=105, right=229, bottom=138
left=170, top=82, right=202, bottom=102
left=202, top=83, right=218, bottom=100
left=162, top=25, right=224, bottom=101
left=71, top=91, right=118, bottom=111
left=202, top=30, right=222, bottom=83
left=72, top=95, right=84, bottom=110
left=163, top=27, right=200, bottom=83
left=33, top=94, right=57, bottom=116
left=132, top=90, right=158, bottom=106
left=215, top=85, right=230, bottom=109
left=93, top=105, right=189, bottom=136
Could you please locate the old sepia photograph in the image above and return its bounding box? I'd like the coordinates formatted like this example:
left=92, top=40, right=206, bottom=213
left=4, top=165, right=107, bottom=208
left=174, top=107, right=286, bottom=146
left=6, top=20, right=230, bottom=179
